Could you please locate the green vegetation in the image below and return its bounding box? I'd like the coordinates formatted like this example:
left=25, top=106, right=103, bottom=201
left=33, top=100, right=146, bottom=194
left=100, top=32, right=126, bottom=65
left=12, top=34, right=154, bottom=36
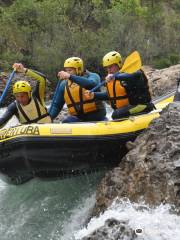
left=0, top=0, right=179, bottom=80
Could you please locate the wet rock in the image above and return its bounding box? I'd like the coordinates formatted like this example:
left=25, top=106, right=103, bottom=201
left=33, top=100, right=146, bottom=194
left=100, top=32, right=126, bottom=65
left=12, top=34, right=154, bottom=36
left=92, top=102, right=180, bottom=216
left=145, top=64, right=180, bottom=97
left=81, top=218, right=136, bottom=240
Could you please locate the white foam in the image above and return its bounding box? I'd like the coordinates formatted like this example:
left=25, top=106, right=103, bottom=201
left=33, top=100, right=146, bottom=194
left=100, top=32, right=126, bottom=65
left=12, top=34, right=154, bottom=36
left=56, top=194, right=96, bottom=240
left=75, top=198, right=180, bottom=240
left=0, top=107, right=19, bottom=129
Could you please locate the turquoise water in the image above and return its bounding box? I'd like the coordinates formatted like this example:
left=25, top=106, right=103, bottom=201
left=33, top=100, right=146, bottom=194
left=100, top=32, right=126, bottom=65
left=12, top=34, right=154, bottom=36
left=0, top=107, right=106, bottom=240
left=0, top=173, right=104, bottom=240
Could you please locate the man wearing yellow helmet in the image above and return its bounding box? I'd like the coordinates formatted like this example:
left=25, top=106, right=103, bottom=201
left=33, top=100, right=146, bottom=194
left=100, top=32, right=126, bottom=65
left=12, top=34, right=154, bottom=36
left=85, top=51, right=153, bottom=119
left=0, top=63, right=51, bottom=128
left=49, top=57, right=106, bottom=122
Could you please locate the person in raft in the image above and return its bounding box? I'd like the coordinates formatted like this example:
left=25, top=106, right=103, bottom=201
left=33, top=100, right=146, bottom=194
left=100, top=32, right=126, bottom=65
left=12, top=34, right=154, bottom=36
left=0, top=63, right=51, bottom=128
left=48, top=57, right=106, bottom=123
left=84, top=51, right=154, bottom=119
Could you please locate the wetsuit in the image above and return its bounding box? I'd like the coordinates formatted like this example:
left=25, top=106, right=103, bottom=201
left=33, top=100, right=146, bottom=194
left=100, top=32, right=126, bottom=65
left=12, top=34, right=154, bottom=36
left=94, top=70, right=153, bottom=119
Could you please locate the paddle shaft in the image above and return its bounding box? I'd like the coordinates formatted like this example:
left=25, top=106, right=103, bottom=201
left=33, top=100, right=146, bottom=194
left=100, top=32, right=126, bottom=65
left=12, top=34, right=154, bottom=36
left=49, top=80, right=61, bottom=113
left=0, top=69, right=16, bottom=106
left=89, top=73, right=125, bottom=93
left=90, top=80, right=106, bottom=93
left=89, top=73, right=122, bottom=93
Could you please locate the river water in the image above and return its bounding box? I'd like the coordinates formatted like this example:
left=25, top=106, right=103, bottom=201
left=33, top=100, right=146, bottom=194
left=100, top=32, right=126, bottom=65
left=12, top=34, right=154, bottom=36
left=0, top=174, right=106, bottom=240
left=0, top=108, right=180, bottom=240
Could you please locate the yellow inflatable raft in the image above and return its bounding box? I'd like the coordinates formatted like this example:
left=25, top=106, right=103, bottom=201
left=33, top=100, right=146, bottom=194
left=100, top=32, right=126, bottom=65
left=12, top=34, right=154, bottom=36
left=0, top=92, right=174, bottom=184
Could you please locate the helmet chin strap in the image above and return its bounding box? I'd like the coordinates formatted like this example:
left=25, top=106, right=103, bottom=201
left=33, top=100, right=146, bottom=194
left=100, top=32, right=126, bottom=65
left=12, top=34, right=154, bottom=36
left=28, top=91, right=32, bottom=100
left=77, top=67, right=82, bottom=76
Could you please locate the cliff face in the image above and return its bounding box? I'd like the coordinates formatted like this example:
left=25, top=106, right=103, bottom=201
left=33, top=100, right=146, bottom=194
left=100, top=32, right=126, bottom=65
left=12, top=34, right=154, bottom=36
left=88, top=64, right=180, bottom=218
left=91, top=102, right=180, bottom=217
left=144, top=64, right=180, bottom=97
left=80, top=99, right=180, bottom=240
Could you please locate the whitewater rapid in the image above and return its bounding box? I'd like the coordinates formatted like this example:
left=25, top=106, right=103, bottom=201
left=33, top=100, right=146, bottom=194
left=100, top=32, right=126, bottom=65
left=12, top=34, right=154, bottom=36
left=75, top=198, right=180, bottom=240
left=0, top=107, right=19, bottom=129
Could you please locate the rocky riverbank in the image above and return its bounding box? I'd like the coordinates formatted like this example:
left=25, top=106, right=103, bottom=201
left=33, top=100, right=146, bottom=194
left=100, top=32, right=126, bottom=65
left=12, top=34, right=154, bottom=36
left=144, top=64, right=180, bottom=97
left=79, top=102, right=180, bottom=240
left=92, top=102, right=180, bottom=215
left=79, top=65, right=180, bottom=239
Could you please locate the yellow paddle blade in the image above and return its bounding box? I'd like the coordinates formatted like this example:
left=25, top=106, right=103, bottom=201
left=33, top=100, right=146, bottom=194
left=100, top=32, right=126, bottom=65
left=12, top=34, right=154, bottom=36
left=120, top=51, right=142, bottom=74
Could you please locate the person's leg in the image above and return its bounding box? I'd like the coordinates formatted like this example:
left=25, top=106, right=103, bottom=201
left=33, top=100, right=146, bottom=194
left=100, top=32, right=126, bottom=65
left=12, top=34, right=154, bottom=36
left=63, top=109, right=108, bottom=123
left=129, top=104, right=148, bottom=115
left=112, top=105, right=131, bottom=119
left=112, top=104, right=149, bottom=119
left=80, top=109, right=107, bottom=122
left=62, top=115, right=82, bottom=123
left=102, top=116, right=109, bottom=121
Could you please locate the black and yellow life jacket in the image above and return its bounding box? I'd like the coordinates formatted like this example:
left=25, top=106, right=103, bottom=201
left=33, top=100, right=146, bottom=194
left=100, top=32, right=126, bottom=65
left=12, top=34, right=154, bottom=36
left=64, top=80, right=98, bottom=115
left=106, top=80, right=129, bottom=109
left=16, top=97, right=51, bottom=124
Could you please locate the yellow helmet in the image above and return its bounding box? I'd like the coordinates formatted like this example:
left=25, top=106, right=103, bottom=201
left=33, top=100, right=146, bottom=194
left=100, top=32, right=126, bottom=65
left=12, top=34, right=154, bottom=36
left=102, top=51, right=122, bottom=68
left=64, top=57, right=84, bottom=75
left=13, top=81, right=32, bottom=98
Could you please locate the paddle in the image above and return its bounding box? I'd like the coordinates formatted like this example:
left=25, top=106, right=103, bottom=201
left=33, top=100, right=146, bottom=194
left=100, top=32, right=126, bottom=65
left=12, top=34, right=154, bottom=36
left=0, top=69, right=16, bottom=106
left=48, top=80, right=61, bottom=113
left=90, top=51, right=142, bottom=93
left=120, top=51, right=142, bottom=73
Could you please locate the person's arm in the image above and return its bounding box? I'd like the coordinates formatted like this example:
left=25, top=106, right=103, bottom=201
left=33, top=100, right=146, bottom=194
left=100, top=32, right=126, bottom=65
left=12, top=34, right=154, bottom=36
left=114, top=70, right=142, bottom=81
left=48, top=81, right=66, bottom=120
left=114, top=70, right=149, bottom=90
left=69, top=72, right=100, bottom=89
left=12, top=63, right=47, bottom=104
left=84, top=90, right=108, bottom=102
left=25, top=69, right=46, bottom=104
left=0, top=102, right=17, bottom=128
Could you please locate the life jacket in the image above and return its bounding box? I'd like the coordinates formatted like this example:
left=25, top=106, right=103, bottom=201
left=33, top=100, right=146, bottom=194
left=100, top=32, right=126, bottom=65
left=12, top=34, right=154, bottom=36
left=106, top=80, right=129, bottom=109
left=64, top=80, right=98, bottom=115
left=16, top=97, right=51, bottom=124
left=106, top=70, right=151, bottom=109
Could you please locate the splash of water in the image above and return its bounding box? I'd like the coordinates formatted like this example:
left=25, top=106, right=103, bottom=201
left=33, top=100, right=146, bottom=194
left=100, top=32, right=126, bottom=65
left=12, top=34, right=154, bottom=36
left=60, top=194, right=96, bottom=240
left=75, top=198, right=180, bottom=240
left=0, top=107, right=19, bottom=129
